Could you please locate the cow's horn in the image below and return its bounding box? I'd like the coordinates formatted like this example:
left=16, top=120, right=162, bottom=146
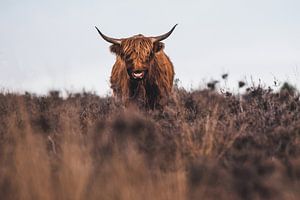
left=151, top=24, right=178, bottom=42
left=95, top=26, right=122, bottom=45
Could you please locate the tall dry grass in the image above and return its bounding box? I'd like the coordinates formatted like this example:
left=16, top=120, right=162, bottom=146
left=0, top=84, right=300, bottom=200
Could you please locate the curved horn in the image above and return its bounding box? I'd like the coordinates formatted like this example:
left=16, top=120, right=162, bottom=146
left=150, top=24, right=178, bottom=43
left=95, top=26, right=122, bottom=45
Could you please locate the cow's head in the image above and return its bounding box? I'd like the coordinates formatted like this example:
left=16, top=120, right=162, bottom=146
left=96, top=25, right=177, bottom=80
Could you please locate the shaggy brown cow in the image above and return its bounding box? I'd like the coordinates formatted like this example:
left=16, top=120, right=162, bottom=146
left=95, top=25, right=177, bottom=109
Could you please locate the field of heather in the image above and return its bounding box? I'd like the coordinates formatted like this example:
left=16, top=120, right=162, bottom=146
left=0, top=83, right=299, bottom=200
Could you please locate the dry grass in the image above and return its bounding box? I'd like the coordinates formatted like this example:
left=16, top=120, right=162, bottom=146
left=0, top=83, right=300, bottom=200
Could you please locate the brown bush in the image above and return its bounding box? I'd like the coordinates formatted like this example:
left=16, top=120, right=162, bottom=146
left=0, top=85, right=300, bottom=200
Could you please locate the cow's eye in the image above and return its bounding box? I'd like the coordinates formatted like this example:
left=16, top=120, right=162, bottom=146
left=124, top=55, right=131, bottom=61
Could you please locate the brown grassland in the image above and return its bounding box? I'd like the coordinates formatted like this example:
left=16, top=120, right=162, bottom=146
left=0, top=82, right=300, bottom=200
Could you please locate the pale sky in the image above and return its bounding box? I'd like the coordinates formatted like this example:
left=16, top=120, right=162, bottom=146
left=0, top=0, right=299, bottom=95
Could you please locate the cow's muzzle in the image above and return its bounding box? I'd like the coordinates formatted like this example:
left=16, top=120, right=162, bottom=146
left=130, top=70, right=147, bottom=80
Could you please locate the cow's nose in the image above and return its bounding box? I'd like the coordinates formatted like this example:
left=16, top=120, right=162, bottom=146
left=138, top=66, right=148, bottom=71
left=134, top=67, right=145, bottom=72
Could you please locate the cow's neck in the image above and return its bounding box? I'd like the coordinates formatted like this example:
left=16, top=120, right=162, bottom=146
left=129, top=80, right=145, bottom=99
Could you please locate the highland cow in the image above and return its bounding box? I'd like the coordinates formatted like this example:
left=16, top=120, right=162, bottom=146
left=95, top=25, right=177, bottom=109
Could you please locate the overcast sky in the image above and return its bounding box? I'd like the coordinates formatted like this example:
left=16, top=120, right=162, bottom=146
left=0, top=0, right=299, bottom=95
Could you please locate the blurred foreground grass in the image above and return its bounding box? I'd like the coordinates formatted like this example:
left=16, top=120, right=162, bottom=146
left=0, top=83, right=300, bottom=200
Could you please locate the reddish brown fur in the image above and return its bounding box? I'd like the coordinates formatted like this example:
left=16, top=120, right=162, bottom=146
left=109, top=35, right=174, bottom=109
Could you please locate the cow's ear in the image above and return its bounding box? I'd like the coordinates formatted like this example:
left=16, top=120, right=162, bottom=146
left=153, top=42, right=165, bottom=53
left=110, top=44, right=122, bottom=55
